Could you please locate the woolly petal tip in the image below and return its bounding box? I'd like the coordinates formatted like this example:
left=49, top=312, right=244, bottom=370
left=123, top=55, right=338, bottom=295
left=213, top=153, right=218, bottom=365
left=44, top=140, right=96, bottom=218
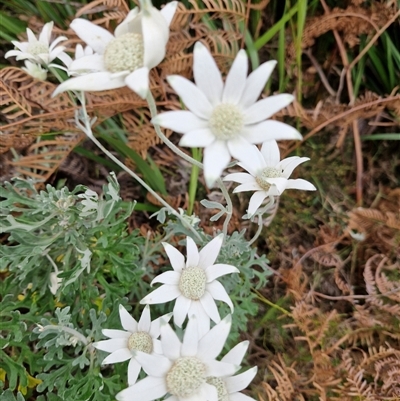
left=125, top=67, right=150, bottom=99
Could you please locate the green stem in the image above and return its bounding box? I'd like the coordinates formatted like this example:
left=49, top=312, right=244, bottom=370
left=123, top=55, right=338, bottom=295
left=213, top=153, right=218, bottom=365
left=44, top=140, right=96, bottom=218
left=76, top=92, right=202, bottom=242
left=252, top=289, right=292, bottom=317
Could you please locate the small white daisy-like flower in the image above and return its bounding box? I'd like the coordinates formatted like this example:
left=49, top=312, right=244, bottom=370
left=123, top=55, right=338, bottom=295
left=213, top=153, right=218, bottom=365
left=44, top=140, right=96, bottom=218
left=140, top=234, right=238, bottom=337
left=224, top=140, right=316, bottom=216
left=93, top=305, right=172, bottom=385
left=152, top=41, right=302, bottom=187
left=52, top=0, right=178, bottom=98
left=116, top=314, right=237, bottom=401
left=206, top=340, right=258, bottom=401
left=5, top=21, right=68, bottom=66
left=21, top=60, right=48, bottom=81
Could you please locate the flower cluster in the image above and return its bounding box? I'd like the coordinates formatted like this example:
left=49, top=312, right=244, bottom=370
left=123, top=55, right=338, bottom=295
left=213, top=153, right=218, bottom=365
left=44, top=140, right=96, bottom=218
left=94, top=237, right=256, bottom=400
left=4, top=0, right=319, bottom=398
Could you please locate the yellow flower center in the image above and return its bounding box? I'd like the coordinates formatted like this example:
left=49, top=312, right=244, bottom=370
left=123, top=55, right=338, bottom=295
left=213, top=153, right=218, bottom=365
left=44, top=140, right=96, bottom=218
left=127, top=331, right=153, bottom=354
left=166, top=357, right=206, bottom=397
left=179, top=267, right=206, bottom=300
left=209, top=103, right=244, bottom=140
left=255, top=167, right=282, bottom=191
left=104, top=33, right=144, bottom=73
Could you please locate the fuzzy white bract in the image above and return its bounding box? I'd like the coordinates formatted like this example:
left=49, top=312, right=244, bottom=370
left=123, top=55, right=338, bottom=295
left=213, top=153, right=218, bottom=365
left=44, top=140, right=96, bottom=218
left=5, top=21, right=68, bottom=66
left=52, top=0, right=177, bottom=98
left=152, top=41, right=302, bottom=187
left=140, top=234, right=238, bottom=337
left=116, top=315, right=237, bottom=401
left=224, top=140, right=316, bottom=216
left=93, top=305, right=172, bottom=385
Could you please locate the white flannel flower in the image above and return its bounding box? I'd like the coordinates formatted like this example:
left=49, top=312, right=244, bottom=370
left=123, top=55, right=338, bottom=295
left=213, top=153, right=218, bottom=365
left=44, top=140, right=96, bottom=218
left=22, top=60, right=48, bottom=81
left=93, top=305, right=172, bottom=385
left=5, top=21, right=68, bottom=66
left=152, top=41, right=302, bottom=187
left=224, top=140, right=316, bottom=216
left=141, top=234, right=238, bottom=337
left=116, top=315, right=237, bottom=401
left=52, top=0, right=178, bottom=98
left=207, top=340, right=258, bottom=401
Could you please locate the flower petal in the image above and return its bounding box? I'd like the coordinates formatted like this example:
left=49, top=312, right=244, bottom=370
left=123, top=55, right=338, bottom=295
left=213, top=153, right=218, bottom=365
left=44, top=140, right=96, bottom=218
left=119, top=305, right=138, bottom=332
left=26, top=28, right=37, bottom=43
left=200, top=291, right=220, bottom=323
left=179, top=128, right=215, bottom=147
left=264, top=177, right=288, bottom=195
left=243, top=94, right=294, bottom=124
left=142, top=5, right=169, bottom=68
left=70, top=19, right=113, bottom=54
left=168, top=75, right=213, bottom=119
left=222, top=49, right=248, bottom=104
left=203, top=141, right=231, bottom=188
left=205, top=263, right=239, bottom=282
left=138, top=304, right=151, bottom=332
left=69, top=54, right=105, bottom=73
left=186, top=236, right=200, bottom=268
left=247, top=191, right=267, bottom=216
left=134, top=351, right=172, bottom=377
left=188, top=301, right=210, bottom=338
left=207, top=360, right=237, bottom=377
left=260, top=140, right=280, bottom=166
left=38, top=22, right=53, bottom=45
left=206, top=280, right=234, bottom=312
left=227, top=137, right=264, bottom=171
left=116, top=376, right=167, bottom=401
left=240, top=60, right=277, bottom=109
left=151, top=271, right=180, bottom=286
left=278, top=156, right=309, bottom=178
left=198, top=233, right=223, bottom=270
left=152, top=111, right=208, bottom=134
left=160, top=1, right=178, bottom=26
left=221, top=340, right=249, bottom=365
left=198, top=314, right=231, bottom=360
left=225, top=367, right=258, bottom=393
left=128, top=358, right=142, bottom=386
left=163, top=242, right=185, bottom=272
left=114, top=8, right=140, bottom=37
left=160, top=322, right=182, bottom=360
left=102, top=348, right=132, bottom=364
left=244, top=120, right=303, bottom=142
left=285, top=178, right=316, bottom=191
left=223, top=172, right=253, bottom=184
left=125, top=67, right=149, bottom=99
left=141, top=284, right=180, bottom=305
left=173, top=295, right=191, bottom=327
left=94, top=338, right=128, bottom=353
left=52, top=72, right=126, bottom=96
left=181, top=315, right=199, bottom=356
left=193, top=42, right=223, bottom=106
left=149, top=312, right=173, bottom=338
left=233, top=182, right=261, bottom=193
left=102, top=329, right=131, bottom=339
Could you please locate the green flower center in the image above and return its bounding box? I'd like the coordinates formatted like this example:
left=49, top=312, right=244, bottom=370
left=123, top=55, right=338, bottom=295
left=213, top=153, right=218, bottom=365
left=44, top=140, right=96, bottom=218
left=27, top=42, right=48, bottom=56
left=179, top=267, right=206, bottom=300
left=127, top=331, right=153, bottom=354
left=206, top=376, right=229, bottom=401
left=104, top=33, right=144, bottom=73
left=166, top=357, right=206, bottom=397
left=255, top=167, right=283, bottom=191
left=209, top=103, right=244, bottom=140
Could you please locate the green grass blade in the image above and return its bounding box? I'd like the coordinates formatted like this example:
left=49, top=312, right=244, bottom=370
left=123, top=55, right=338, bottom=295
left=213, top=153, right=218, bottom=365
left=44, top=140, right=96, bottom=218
left=254, top=3, right=298, bottom=50
left=362, top=133, right=400, bottom=141
left=188, top=148, right=202, bottom=215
